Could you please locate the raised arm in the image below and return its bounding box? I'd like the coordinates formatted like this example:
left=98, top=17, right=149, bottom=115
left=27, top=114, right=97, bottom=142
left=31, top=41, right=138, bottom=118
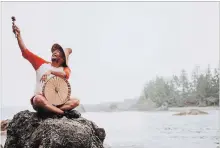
left=12, top=25, right=27, bottom=52
left=12, top=25, right=49, bottom=70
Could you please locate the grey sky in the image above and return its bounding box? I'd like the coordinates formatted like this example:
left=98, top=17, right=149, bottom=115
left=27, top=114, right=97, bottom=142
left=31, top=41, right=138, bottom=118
left=1, top=2, right=219, bottom=107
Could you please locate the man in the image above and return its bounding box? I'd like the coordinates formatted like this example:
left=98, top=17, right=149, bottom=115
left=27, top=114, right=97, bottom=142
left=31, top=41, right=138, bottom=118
left=12, top=24, right=80, bottom=115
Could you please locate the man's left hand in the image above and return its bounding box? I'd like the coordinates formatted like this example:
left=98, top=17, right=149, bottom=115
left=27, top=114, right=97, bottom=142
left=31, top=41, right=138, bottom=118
left=40, top=70, right=51, bottom=83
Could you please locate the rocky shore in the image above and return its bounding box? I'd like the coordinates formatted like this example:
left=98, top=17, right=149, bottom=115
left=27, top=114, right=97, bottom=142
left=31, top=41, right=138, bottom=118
left=173, top=109, right=209, bottom=116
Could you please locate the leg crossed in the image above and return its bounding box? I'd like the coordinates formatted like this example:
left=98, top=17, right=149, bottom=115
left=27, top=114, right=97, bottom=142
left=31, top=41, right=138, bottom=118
left=32, top=95, right=80, bottom=114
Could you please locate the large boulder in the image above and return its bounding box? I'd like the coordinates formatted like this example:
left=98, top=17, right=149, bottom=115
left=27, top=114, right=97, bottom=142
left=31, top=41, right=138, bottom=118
left=4, top=110, right=106, bottom=148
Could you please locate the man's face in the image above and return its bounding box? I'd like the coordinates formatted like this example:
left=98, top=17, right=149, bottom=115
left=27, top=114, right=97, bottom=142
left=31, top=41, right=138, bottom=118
left=51, top=49, right=65, bottom=65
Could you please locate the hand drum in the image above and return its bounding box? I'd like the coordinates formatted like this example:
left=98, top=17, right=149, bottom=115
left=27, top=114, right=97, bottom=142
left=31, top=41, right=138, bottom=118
left=42, top=76, right=71, bottom=106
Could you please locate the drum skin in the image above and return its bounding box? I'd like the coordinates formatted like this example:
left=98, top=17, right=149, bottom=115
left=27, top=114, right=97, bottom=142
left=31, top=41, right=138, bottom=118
left=42, top=76, right=71, bottom=106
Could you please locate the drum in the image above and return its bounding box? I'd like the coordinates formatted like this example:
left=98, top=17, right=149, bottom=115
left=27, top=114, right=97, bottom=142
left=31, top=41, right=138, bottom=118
left=42, top=76, right=71, bottom=106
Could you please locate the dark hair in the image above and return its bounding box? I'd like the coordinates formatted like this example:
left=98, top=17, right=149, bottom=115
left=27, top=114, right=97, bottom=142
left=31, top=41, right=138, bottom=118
left=51, top=43, right=63, bottom=52
left=51, top=43, right=67, bottom=67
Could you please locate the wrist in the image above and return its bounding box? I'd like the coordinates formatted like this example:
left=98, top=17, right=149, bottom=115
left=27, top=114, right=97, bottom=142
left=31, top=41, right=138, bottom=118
left=16, top=34, right=21, bottom=39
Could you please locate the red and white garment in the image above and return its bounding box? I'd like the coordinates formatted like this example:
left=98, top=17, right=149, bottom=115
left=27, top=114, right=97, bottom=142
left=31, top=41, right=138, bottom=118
left=22, top=49, right=71, bottom=96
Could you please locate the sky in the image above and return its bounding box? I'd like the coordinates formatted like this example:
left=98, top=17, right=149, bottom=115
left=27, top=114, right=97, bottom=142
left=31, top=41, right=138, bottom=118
left=0, top=2, right=219, bottom=107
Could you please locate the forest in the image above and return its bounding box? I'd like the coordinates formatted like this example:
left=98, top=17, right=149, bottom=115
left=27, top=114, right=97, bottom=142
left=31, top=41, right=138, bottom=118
left=142, top=65, right=219, bottom=107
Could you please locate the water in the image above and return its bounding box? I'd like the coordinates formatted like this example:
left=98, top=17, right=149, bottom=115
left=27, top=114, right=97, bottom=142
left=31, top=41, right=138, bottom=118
left=1, top=108, right=220, bottom=148
left=83, top=111, right=220, bottom=148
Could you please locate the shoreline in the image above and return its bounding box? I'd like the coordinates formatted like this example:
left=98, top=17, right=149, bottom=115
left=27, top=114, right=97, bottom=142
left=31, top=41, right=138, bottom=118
left=168, top=106, right=219, bottom=112
left=84, top=106, right=220, bottom=113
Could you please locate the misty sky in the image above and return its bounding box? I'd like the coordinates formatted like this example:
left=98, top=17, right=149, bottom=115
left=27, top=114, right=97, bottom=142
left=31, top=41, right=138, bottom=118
left=1, top=2, right=219, bottom=107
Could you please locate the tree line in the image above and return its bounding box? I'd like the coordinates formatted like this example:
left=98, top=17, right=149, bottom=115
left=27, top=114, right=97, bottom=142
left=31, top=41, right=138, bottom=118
left=143, top=65, right=219, bottom=107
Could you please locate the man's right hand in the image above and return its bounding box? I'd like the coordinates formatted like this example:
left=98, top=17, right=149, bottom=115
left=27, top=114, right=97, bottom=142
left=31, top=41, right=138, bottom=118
left=12, top=25, right=20, bottom=37
left=12, top=24, right=27, bottom=51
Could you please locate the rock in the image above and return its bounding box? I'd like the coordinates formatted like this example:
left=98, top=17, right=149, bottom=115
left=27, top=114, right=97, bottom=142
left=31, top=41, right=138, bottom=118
left=4, top=110, right=106, bottom=148
left=173, top=109, right=208, bottom=116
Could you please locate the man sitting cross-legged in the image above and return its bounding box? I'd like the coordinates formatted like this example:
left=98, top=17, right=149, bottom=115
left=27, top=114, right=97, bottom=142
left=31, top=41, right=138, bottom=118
left=12, top=24, right=80, bottom=117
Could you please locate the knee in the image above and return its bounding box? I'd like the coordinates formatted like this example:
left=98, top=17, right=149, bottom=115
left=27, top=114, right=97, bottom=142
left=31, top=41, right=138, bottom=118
left=75, top=99, right=80, bottom=106
left=33, top=95, right=45, bottom=105
left=70, top=99, right=80, bottom=108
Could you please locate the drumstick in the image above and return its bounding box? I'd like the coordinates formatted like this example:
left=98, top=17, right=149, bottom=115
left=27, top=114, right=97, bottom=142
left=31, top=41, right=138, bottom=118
left=11, top=16, right=17, bottom=38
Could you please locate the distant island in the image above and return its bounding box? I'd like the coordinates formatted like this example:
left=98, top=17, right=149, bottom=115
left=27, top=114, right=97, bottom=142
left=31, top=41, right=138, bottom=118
left=81, top=65, right=219, bottom=112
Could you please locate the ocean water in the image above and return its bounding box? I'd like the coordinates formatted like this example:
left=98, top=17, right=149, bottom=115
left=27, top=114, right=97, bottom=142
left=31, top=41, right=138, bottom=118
left=1, top=108, right=220, bottom=148
left=83, top=110, right=220, bottom=148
